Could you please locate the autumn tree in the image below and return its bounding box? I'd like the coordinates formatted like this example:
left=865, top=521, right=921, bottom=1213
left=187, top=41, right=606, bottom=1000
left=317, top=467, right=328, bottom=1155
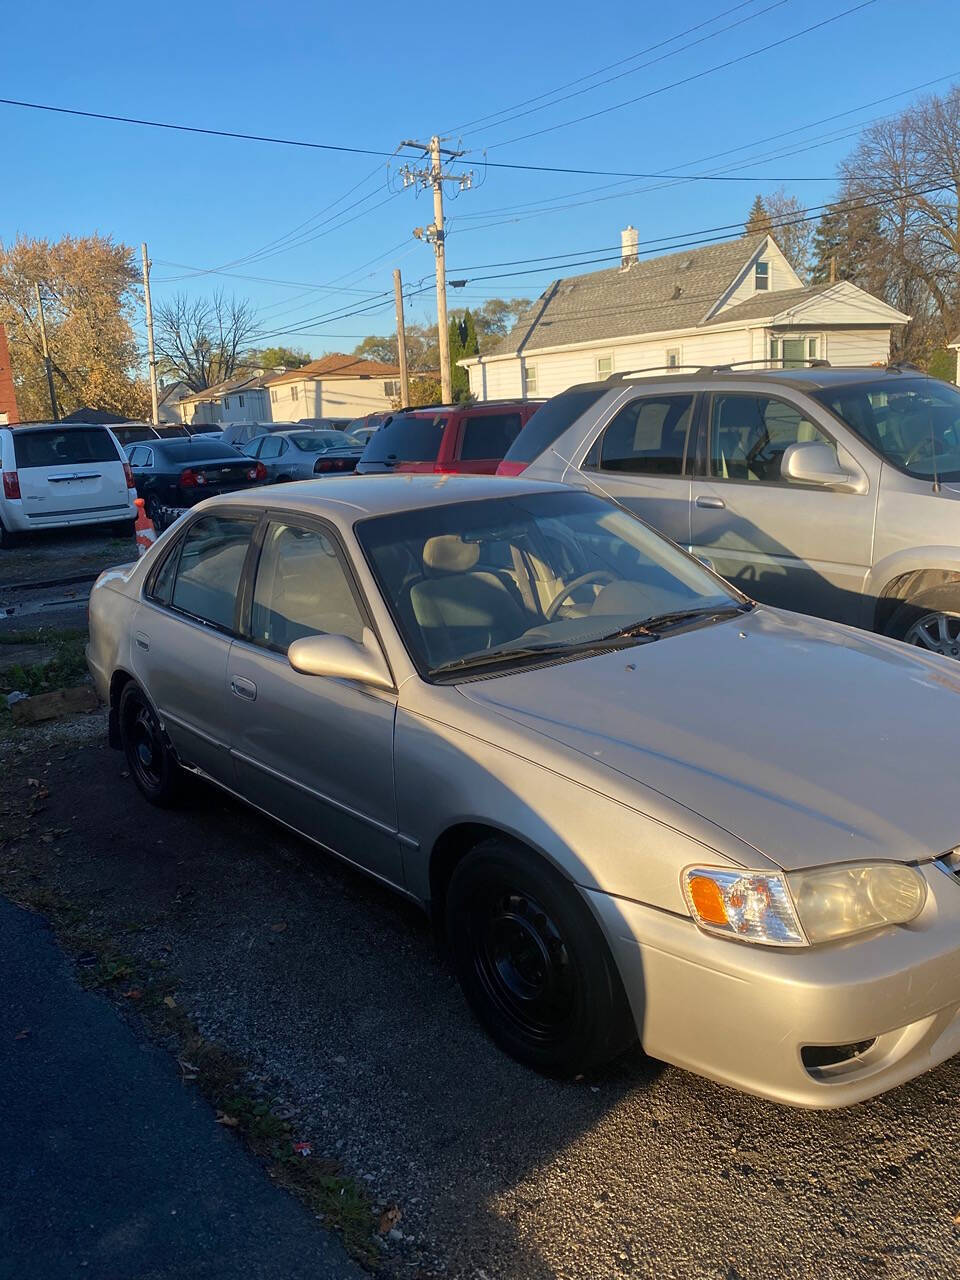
left=762, top=188, right=813, bottom=281
left=0, top=234, right=150, bottom=421
left=154, top=290, right=259, bottom=391
left=245, top=345, right=310, bottom=370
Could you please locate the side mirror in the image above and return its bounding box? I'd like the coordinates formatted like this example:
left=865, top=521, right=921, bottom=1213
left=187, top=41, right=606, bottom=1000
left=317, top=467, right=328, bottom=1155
left=780, top=440, right=863, bottom=492
left=287, top=626, right=393, bottom=691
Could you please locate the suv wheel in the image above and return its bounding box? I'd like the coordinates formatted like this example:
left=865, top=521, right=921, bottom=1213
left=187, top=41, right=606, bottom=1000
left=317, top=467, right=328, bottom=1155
left=118, top=682, right=185, bottom=806
left=885, top=585, right=960, bottom=659
left=445, top=838, right=636, bottom=1075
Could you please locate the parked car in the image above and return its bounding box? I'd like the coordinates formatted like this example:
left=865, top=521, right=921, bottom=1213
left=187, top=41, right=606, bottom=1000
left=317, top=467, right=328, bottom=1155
left=345, top=412, right=390, bottom=446
left=296, top=417, right=355, bottom=432
left=112, top=422, right=189, bottom=447
left=125, top=437, right=268, bottom=529
left=0, top=422, right=136, bottom=546
left=88, top=473, right=960, bottom=1107
left=182, top=422, right=223, bottom=438
left=219, top=421, right=300, bottom=448
left=355, top=400, right=542, bottom=476
left=504, top=365, right=960, bottom=656
left=241, top=429, right=363, bottom=481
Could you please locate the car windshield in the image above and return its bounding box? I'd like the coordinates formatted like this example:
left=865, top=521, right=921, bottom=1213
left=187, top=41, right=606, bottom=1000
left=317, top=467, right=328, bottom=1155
left=814, top=378, right=960, bottom=482
left=356, top=490, right=740, bottom=677
left=289, top=431, right=351, bottom=452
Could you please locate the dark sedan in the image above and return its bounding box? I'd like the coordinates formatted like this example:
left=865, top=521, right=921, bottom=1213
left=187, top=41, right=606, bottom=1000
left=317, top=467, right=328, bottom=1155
left=125, top=438, right=268, bottom=529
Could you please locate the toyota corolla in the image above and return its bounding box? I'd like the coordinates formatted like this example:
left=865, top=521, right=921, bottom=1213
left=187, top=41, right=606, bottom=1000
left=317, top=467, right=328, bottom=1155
left=86, top=475, right=960, bottom=1106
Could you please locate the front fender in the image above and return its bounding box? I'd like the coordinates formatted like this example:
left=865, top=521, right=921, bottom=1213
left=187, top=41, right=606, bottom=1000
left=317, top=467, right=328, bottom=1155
left=865, top=545, right=960, bottom=616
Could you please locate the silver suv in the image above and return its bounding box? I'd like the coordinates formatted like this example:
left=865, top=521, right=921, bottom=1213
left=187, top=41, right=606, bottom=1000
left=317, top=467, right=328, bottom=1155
left=504, top=364, right=960, bottom=656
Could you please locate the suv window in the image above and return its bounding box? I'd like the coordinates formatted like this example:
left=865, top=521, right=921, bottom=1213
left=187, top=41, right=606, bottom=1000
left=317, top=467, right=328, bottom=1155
left=460, top=412, right=523, bottom=461
left=709, top=393, right=834, bottom=484
left=170, top=515, right=255, bottom=630
left=500, top=387, right=608, bottom=467
left=251, top=522, right=364, bottom=650
left=361, top=414, right=449, bottom=464
left=13, top=428, right=121, bottom=468
left=587, top=395, right=694, bottom=475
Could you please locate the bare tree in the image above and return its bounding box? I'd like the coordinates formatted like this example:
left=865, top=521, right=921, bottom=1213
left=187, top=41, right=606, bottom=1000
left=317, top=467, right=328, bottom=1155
left=762, top=187, right=814, bottom=282
left=154, top=290, right=259, bottom=391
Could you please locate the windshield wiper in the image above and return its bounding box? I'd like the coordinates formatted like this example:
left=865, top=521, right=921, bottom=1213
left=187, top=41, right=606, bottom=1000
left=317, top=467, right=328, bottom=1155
left=637, top=602, right=751, bottom=633
left=429, top=631, right=658, bottom=678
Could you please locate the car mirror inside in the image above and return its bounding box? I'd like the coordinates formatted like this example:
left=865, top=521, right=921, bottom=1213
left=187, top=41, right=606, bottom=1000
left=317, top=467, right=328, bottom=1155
left=780, top=440, right=862, bottom=491
left=287, top=627, right=393, bottom=690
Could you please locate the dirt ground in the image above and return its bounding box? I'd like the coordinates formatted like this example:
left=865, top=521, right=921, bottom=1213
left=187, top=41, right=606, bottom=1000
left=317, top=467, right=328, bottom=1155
left=1, top=715, right=958, bottom=1280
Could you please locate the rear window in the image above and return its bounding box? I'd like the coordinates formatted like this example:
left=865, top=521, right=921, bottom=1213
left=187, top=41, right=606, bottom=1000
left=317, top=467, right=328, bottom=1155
left=155, top=441, right=243, bottom=464
left=361, top=414, right=449, bottom=463
left=499, top=387, right=609, bottom=466
left=13, top=428, right=121, bottom=469
left=459, top=412, right=523, bottom=461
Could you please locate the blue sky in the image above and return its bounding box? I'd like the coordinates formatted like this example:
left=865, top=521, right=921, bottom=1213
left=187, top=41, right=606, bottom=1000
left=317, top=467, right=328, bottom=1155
left=2, top=0, right=957, bottom=359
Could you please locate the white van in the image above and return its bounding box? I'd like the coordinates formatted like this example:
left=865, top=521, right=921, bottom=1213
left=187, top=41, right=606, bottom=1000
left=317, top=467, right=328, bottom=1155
left=0, top=423, right=136, bottom=547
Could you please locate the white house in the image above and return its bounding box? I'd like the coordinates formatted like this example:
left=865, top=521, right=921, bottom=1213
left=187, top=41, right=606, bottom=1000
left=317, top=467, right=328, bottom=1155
left=948, top=333, right=960, bottom=385
left=461, top=231, right=910, bottom=400
left=266, top=355, right=403, bottom=420
left=177, top=370, right=281, bottom=426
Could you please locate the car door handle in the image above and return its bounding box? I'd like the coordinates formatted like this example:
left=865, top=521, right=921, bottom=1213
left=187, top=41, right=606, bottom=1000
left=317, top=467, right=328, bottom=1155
left=231, top=676, right=257, bottom=701
left=134, top=632, right=150, bottom=651
left=695, top=495, right=725, bottom=510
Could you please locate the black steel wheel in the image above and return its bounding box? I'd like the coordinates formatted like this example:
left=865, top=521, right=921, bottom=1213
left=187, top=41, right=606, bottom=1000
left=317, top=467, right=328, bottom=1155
left=118, top=682, right=184, bottom=806
left=446, top=839, right=636, bottom=1075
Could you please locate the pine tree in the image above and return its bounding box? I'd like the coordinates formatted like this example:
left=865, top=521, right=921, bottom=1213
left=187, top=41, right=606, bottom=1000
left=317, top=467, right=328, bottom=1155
left=449, top=309, right=479, bottom=401
left=745, top=195, right=772, bottom=234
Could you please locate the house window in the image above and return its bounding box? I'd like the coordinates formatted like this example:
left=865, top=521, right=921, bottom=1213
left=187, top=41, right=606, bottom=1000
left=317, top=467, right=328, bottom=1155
left=523, top=363, right=538, bottom=396
left=238, top=395, right=244, bottom=408
left=384, top=380, right=400, bottom=398
left=665, top=347, right=681, bottom=369
left=771, top=336, right=818, bottom=369
left=270, top=388, right=278, bottom=403
left=596, top=355, right=613, bottom=379
left=290, top=385, right=299, bottom=402
left=755, top=261, right=770, bottom=291
left=223, top=397, right=231, bottom=411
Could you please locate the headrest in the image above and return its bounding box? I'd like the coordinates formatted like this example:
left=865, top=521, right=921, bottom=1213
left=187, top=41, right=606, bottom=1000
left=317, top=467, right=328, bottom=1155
left=422, top=535, right=480, bottom=573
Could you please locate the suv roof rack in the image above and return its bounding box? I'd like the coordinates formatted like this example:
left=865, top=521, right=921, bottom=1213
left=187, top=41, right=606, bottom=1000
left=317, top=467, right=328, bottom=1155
left=885, top=360, right=925, bottom=374
left=608, top=358, right=832, bottom=382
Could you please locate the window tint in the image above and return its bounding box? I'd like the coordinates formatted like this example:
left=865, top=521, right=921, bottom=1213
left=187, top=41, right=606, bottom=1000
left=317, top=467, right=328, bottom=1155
left=710, top=394, right=834, bottom=483
left=13, top=428, right=121, bottom=468
left=500, top=386, right=608, bottom=466
left=589, top=395, right=693, bottom=475
left=251, top=523, right=364, bottom=650
left=361, top=414, right=448, bottom=463
left=148, top=542, right=180, bottom=605
left=127, top=445, right=147, bottom=466
left=170, top=516, right=254, bottom=629
left=459, top=412, right=523, bottom=461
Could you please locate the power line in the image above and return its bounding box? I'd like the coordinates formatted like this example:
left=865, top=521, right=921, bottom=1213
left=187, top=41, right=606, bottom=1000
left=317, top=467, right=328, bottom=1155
left=477, top=0, right=881, bottom=151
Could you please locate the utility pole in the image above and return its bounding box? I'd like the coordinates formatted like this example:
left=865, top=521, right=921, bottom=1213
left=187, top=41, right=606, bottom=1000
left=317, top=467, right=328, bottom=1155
left=400, top=136, right=473, bottom=404
left=393, top=268, right=410, bottom=406
left=141, top=242, right=160, bottom=425
left=34, top=283, right=59, bottom=422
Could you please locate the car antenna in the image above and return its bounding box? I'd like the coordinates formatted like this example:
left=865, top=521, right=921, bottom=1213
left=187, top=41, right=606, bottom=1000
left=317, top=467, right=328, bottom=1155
left=549, top=446, right=622, bottom=508
left=931, top=424, right=941, bottom=494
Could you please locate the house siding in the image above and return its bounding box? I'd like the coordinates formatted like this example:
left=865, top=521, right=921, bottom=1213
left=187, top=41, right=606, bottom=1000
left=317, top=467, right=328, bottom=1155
left=822, top=330, right=891, bottom=366
left=713, top=239, right=800, bottom=316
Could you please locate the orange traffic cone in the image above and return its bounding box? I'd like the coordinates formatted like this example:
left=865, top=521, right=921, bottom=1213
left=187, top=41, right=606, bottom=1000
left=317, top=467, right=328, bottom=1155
left=134, top=498, right=158, bottom=558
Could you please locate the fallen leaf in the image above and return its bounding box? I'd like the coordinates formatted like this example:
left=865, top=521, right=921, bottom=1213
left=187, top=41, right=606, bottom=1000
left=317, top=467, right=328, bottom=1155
left=270, top=922, right=287, bottom=933
left=216, top=1112, right=240, bottom=1127
left=292, top=1140, right=312, bottom=1156
left=953, top=1211, right=960, bottom=1225
left=122, top=988, right=143, bottom=1000
left=14, top=1028, right=30, bottom=1040
left=162, top=996, right=177, bottom=1009
left=379, top=1205, right=402, bottom=1234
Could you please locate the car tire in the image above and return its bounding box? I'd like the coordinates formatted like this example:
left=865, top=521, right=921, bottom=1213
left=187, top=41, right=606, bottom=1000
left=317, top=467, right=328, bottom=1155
left=0, top=518, right=18, bottom=550
left=884, top=584, right=960, bottom=659
left=118, top=682, right=185, bottom=807
left=445, top=838, right=636, bottom=1075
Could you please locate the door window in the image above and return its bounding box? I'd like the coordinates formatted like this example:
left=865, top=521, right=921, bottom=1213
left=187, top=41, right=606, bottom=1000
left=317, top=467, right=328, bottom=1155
left=170, top=515, right=255, bottom=630
left=258, top=436, right=283, bottom=460
left=127, top=445, right=148, bottom=467
left=709, top=394, right=835, bottom=484
left=459, top=413, right=523, bottom=461
left=587, top=394, right=694, bottom=475
left=251, top=523, right=365, bottom=651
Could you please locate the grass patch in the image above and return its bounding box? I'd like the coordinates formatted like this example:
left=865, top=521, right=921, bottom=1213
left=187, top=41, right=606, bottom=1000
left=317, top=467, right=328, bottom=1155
left=0, top=629, right=88, bottom=697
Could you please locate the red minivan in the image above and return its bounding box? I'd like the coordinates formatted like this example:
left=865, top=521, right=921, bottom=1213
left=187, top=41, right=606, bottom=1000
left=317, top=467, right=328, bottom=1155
left=354, top=401, right=542, bottom=476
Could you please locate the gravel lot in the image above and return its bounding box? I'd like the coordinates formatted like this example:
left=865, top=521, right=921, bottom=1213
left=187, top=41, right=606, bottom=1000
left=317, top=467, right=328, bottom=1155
left=1, top=728, right=959, bottom=1279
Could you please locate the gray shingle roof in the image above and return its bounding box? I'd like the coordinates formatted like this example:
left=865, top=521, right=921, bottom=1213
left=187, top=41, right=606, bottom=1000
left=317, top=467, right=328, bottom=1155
left=703, top=283, right=833, bottom=325
left=483, top=234, right=767, bottom=357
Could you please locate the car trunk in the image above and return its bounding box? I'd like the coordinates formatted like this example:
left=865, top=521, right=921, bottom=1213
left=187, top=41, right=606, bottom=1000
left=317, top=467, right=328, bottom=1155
left=12, top=428, right=130, bottom=522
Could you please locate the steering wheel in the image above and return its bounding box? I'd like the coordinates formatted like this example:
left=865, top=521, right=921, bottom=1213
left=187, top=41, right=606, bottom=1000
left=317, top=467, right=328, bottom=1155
left=544, top=571, right=615, bottom=621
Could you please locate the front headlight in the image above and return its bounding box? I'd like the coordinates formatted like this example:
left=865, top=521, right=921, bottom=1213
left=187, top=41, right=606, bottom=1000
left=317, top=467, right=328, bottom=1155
left=682, top=862, right=927, bottom=947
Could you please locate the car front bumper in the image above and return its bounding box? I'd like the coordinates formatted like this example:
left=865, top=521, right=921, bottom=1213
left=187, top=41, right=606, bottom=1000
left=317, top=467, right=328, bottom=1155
left=586, top=862, right=960, bottom=1107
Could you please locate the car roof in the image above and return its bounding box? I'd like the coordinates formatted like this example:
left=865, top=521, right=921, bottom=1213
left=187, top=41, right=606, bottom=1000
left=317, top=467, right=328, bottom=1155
left=199, top=473, right=568, bottom=520
left=569, top=364, right=937, bottom=395
left=10, top=421, right=127, bottom=433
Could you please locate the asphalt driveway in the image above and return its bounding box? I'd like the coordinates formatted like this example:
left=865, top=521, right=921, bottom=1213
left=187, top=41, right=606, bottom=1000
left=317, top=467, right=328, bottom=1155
left=1, top=732, right=959, bottom=1279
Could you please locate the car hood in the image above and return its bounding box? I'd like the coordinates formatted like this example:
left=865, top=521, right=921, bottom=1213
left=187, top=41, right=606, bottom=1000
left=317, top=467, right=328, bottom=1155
left=457, top=607, right=960, bottom=871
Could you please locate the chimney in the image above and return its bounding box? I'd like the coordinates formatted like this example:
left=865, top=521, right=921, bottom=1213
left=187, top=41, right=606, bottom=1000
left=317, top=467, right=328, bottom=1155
left=0, top=323, right=19, bottom=425
left=620, top=225, right=638, bottom=270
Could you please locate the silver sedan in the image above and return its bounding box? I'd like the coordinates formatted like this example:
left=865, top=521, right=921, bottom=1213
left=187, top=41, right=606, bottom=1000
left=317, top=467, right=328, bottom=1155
left=86, top=475, right=960, bottom=1107
left=242, top=429, right=362, bottom=481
